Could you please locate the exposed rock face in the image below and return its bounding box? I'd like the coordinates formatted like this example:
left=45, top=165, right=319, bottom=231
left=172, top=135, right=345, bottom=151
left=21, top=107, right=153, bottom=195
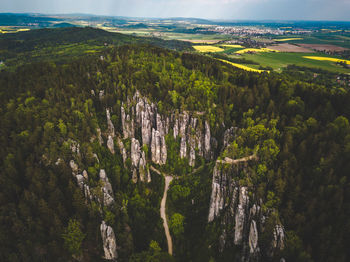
left=223, top=127, right=237, bottom=150
left=208, top=165, right=225, bottom=222
left=131, top=138, right=141, bottom=167
left=151, top=129, right=167, bottom=165
left=99, top=169, right=115, bottom=206
left=100, top=221, right=118, bottom=260
left=270, top=224, right=285, bottom=256
left=249, top=220, right=259, bottom=254
left=107, top=136, right=115, bottom=154
left=116, top=137, right=127, bottom=164
left=234, top=186, right=249, bottom=245
left=69, top=162, right=118, bottom=260
left=119, top=91, right=215, bottom=172
left=204, top=121, right=211, bottom=158
left=97, top=128, right=103, bottom=145
left=69, top=161, right=92, bottom=201
left=208, top=161, right=285, bottom=261
left=106, top=109, right=115, bottom=138
left=121, top=104, right=134, bottom=139
left=131, top=138, right=151, bottom=183
left=69, top=160, right=78, bottom=174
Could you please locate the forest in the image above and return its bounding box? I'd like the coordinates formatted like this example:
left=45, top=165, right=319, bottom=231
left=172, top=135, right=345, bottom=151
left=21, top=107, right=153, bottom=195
left=0, top=27, right=349, bottom=262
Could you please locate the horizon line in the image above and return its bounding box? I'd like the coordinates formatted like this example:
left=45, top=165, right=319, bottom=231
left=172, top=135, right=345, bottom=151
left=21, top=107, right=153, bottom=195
left=1, top=12, right=350, bottom=23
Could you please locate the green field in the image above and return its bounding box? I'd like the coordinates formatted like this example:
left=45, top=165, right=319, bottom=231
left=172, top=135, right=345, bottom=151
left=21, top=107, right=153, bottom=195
left=273, top=32, right=350, bottom=49
left=237, top=52, right=350, bottom=73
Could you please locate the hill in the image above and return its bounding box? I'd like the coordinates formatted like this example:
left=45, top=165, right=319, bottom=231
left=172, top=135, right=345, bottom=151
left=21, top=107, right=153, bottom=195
left=0, top=28, right=349, bottom=262
left=0, top=26, right=193, bottom=69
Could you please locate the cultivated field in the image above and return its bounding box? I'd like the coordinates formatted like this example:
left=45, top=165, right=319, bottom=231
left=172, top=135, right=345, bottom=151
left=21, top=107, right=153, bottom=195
left=298, top=44, right=349, bottom=52
left=236, top=48, right=278, bottom=54
left=274, top=38, right=303, bottom=42
left=303, top=56, right=350, bottom=65
left=193, top=45, right=224, bottom=52
left=238, top=52, right=350, bottom=73
left=220, top=44, right=244, bottom=48
left=218, top=59, right=266, bottom=73
left=180, top=39, right=221, bottom=44
left=267, top=43, right=315, bottom=53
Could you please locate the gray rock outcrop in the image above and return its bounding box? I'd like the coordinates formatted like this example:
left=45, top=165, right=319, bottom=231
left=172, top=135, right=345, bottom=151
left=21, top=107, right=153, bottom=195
left=208, top=159, right=285, bottom=261
left=131, top=138, right=151, bottom=182
left=106, top=109, right=115, bottom=138
left=100, top=221, right=118, bottom=260
left=119, top=91, right=215, bottom=172
left=99, top=169, right=114, bottom=206
left=107, top=135, right=115, bottom=154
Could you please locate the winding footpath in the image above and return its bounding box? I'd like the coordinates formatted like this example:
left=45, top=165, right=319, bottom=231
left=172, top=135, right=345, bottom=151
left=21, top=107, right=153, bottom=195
left=150, top=156, right=257, bottom=256
left=216, top=154, right=258, bottom=165
left=150, top=166, right=173, bottom=255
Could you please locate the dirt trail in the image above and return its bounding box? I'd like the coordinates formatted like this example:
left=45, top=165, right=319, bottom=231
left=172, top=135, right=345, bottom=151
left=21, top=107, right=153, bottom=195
left=216, top=154, right=258, bottom=164
left=150, top=166, right=173, bottom=255
left=161, top=175, right=173, bottom=255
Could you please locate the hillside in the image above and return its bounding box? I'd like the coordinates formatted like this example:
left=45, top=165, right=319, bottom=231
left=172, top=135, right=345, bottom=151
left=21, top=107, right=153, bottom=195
left=0, top=28, right=349, bottom=262
left=0, top=27, right=193, bottom=69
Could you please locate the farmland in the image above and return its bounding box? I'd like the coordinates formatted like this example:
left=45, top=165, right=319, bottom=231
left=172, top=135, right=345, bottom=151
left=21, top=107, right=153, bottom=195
left=237, top=52, right=350, bottom=73
left=193, top=45, right=224, bottom=52
left=303, top=56, right=350, bottom=64
left=274, top=38, right=303, bottom=42
left=217, top=59, right=266, bottom=73
left=235, top=48, right=279, bottom=54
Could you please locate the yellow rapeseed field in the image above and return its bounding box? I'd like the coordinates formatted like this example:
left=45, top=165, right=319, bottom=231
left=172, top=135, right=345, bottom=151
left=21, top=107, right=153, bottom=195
left=274, top=38, right=303, bottom=42
left=218, top=59, right=267, bottom=73
left=220, top=44, right=244, bottom=48
left=193, top=45, right=224, bottom=52
left=303, top=56, right=350, bottom=65
left=235, top=48, right=278, bottom=54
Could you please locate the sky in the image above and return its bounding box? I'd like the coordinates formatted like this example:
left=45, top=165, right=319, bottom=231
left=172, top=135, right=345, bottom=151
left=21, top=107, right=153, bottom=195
left=1, top=0, right=350, bottom=21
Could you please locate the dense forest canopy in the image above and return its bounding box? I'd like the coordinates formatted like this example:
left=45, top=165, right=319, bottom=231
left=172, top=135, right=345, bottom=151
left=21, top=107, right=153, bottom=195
left=0, top=27, right=349, bottom=262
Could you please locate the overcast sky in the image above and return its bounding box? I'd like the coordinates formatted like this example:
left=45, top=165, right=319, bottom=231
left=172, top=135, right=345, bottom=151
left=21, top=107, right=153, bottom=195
left=1, top=0, right=350, bottom=21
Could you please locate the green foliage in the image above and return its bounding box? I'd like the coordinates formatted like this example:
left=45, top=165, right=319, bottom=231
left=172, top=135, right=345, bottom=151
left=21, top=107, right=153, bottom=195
left=62, top=219, right=85, bottom=256
left=169, top=213, right=185, bottom=237
left=169, top=185, right=190, bottom=202
left=58, top=119, right=67, bottom=136
left=0, top=31, right=350, bottom=262
left=149, top=240, right=161, bottom=253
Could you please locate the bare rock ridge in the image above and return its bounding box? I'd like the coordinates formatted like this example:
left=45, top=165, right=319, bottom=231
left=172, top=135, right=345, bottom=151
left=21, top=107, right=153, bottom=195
left=101, top=221, right=118, bottom=260
left=115, top=91, right=214, bottom=183
left=69, top=159, right=118, bottom=261
left=208, top=159, right=285, bottom=261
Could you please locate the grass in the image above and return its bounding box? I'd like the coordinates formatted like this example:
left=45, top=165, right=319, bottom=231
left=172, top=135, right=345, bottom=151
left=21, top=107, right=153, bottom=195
left=235, top=48, right=279, bottom=54
left=193, top=45, right=224, bottom=53
left=303, top=56, right=350, bottom=65
left=217, top=59, right=266, bottom=73
left=237, top=52, right=350, bottom=73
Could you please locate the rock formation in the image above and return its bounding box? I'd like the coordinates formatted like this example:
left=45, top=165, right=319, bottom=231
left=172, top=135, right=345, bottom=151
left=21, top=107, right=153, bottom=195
left=208, top=160, right=285, bottom=261
left=100, top=221, right=118, bottom=260
left=114, top=91, right=216, bottom=182
left=69, top=161, right=118, bottom=260
left=99, top=169, right=115, bottom=206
